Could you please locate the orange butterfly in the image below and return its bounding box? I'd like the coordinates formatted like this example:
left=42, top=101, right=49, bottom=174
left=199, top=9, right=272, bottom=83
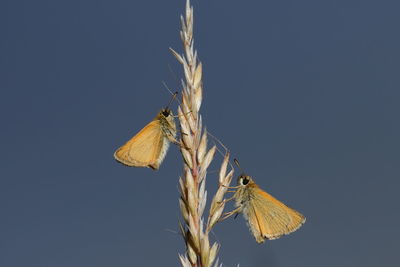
left=114, top=95, right=177, bottom=170
left=223, top=160, right=306, bottom=243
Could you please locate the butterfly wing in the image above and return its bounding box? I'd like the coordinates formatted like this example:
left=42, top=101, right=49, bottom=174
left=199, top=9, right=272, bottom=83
left=244, top=186, right=305, bottom=243
left=114, top=120, right=165, bottom=170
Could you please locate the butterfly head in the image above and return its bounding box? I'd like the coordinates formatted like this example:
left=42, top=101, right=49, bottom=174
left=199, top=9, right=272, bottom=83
left=237, top=174, right=254, bottom=187
left=161, top=91, right=178, bottom=118
left=161, top=108, right=172, bottom=117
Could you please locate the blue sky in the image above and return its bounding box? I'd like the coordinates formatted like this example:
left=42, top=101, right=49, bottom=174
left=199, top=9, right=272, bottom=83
left=1, top=0, right=399, bottom=266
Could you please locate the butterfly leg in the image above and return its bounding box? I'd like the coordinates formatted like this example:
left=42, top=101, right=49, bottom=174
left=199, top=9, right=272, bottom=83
left=164, top=128, right=185, bottom=147
left=166, top=134, right=181, bottom=146
left=219, top=183, right=241, bottom=189
left=179, top=129, right=190, bottom=136
left=166, top=129, right=193, bottom=151
left=166, top=134, right=191, bottom=151
left=219, top=206, right=242, bottom=222
left=172, top=111, right=192, bottom=118
left=216, top=195, right=235, bottom=206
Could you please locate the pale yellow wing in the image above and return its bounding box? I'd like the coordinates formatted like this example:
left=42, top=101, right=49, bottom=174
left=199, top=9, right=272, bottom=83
left=114, top=120, right=165, bottom=169
left=245, top=186, right=305, bottom=243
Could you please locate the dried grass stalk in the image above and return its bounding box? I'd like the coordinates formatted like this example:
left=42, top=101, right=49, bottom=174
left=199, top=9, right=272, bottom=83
left=171, top=1, right=234, bottom=266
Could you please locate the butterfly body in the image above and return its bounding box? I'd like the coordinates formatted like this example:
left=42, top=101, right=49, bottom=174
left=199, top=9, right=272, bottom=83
left=114, top=109, right=176, bottom=170
left=234, top=174, right=305, bottom=243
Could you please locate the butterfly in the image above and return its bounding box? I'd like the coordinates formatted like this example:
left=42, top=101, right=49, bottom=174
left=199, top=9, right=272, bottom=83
left=114, top=95, right=178, bottom=170
left=222, top=160, right=305, bottom=243
left=232, top=173, right=306, bottom=243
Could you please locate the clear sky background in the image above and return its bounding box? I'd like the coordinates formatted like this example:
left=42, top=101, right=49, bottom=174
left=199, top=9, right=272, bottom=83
left=1, top=0, right=399, bottom=266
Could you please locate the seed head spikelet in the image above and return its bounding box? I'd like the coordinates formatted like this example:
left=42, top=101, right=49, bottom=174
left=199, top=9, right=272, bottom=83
left=171, top=1, right=234, bottom=266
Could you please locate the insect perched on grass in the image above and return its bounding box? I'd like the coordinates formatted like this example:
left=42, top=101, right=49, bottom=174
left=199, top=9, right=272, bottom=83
left=113, top=93, right=178, bottom=170
left=222, top=159, right=306, bottom=243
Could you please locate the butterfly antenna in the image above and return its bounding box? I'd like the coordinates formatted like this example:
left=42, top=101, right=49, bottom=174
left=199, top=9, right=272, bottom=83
left=166, top=91, right=178, bottom=110
left=208, top=130, right=234, bottom=170
left=233, top=158, right=245, bottom=174
left=162, top=81, right=181, bottom=106
left=167, top=64, right=181, bottom=88
left=164, top=228, right=179, bottom=235
left=207, top=130, right=228, bottom=152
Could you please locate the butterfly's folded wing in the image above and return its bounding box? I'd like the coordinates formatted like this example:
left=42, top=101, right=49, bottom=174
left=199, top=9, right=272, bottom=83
left=114, top=120, right=164, bottom=169
left=246, top=187, right=305, bottom=242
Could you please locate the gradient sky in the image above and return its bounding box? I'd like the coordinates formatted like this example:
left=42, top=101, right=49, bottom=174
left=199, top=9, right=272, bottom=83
left=1, top=0, right=400, bottom=266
